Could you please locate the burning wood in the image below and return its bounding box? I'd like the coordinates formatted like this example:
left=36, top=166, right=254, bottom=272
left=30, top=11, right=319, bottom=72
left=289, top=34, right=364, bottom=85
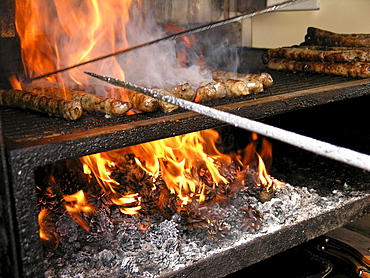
left=36, top=129, right=280, bottom=254
left=0, top=89, right=83, bottom=120
left=34, top=127, right=370, bottom=278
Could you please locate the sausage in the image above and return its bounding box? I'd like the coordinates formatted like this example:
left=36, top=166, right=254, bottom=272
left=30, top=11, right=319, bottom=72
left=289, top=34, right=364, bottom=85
left=28, top=86, right=132, bottom=118
left=127, top=90, right=158, bottom=113
left=266, top=58, right=370, bottom=78
left=224, top=79, right=251, bottom=97
left=263, top=46, right=370, bottom=63
left=170, top=83, right=196, bottom=101
left=212, top=70, right=273, bottom=90
left=154, top=88, right=179, bottom=113
left=0, top=89, right=82, bottom=121
left=303, top=27, right=370, bottom=47
left=196, top=81, right=227, bottom=101
left=196, top=83, right=216, bottom=101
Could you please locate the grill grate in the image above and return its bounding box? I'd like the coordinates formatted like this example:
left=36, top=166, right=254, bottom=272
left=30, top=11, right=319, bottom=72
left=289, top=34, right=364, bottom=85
left=1, top=69, right=369, bottom=145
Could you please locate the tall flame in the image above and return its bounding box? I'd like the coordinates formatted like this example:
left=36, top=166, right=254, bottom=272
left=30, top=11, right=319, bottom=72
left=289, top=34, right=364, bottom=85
left=14, top=0, right=213, bottom=93
left=15, top=0, right=133, bottom=86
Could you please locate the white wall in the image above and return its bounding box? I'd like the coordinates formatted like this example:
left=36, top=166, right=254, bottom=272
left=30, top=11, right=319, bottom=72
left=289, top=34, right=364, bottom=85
left=251, top=0, right=370, bottom=48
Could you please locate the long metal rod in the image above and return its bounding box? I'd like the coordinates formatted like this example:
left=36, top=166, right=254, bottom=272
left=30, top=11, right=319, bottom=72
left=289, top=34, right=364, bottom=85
left=85, top=71, right=370, bottom=172
left=29, top=0, right=307, bottom=81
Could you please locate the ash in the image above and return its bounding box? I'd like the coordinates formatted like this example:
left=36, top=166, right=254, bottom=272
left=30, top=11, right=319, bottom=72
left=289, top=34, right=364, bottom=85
left=42, top=182, right=367, bottom=278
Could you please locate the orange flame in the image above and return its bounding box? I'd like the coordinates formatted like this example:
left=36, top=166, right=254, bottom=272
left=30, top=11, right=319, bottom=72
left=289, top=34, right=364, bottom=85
left=80, top=153, right=142, bottom=214
left=127, top=129, right=231, bottom=205
left=39, top=129, right=280, bottom=235
left=79, top=129, right=279, bottom=210
left=38, top=208, right=53, bottom=241
left=239, top=133, right=281, bottom=191
left=63, top=190, right=94, bottom=232
left=38, top=208, right=59, bottom=250
left=15, top=0, right=134, bottom=86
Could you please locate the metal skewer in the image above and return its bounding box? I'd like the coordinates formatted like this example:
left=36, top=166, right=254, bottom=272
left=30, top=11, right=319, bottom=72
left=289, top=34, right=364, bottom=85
left=29, top=0, right=307, bottom=81
left=85, top=71, right=370, bottom=172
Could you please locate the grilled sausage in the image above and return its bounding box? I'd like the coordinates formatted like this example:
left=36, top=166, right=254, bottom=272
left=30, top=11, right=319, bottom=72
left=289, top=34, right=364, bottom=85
left=224, top=79, right=251, bottom=97
left=212, top=70, right=273, bottom=90
left=303, top=27, right=370, bottom=47
left=0, top=89, right=82, bottom=121
left=154, top=88, right=179, bottom=113
left=127, top=90, right=158, bottom=113
left=28, top=86, right=132, bottom=118
left=196, top=81, right=227, bottom=101
left=170, top=83, right=196, bottom=101
left=266, top=58, right=370, bottom=78
left=263, top=46, right=370, bottom=63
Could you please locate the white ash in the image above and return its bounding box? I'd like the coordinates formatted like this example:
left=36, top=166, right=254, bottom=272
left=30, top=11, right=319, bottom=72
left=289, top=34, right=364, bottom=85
left=43, top=183, right=369, bottom=278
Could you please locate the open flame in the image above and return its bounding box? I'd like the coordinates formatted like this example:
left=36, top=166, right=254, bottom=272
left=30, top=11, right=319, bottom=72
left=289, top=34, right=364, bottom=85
left=63, top=190, right=95, bottom=231
left=14, top=0, right=215, bottom=95
left=15, top=0, right=132, bottom=87
left=36, top=129, right=283, bottom=249
left=37, top=129, right=281, bottom=245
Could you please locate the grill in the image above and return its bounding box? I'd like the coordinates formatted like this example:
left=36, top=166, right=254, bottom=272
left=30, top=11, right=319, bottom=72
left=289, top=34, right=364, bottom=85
left=1, top=47, right=370, bottom=277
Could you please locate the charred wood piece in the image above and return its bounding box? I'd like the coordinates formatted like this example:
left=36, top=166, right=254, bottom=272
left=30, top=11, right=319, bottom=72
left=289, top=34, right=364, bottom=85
left=239, top=205, right=262, bottom=233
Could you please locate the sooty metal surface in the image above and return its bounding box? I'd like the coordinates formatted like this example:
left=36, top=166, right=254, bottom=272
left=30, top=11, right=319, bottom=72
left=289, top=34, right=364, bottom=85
left=1, top=48, right=370, bottom=277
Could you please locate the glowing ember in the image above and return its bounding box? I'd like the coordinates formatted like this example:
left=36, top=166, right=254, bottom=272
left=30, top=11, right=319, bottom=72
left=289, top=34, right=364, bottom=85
left=38, top=208, right=59, bottom=250
left=36, top=128, right=282, bottom=248
left=63, top=190, right=94, bottom=232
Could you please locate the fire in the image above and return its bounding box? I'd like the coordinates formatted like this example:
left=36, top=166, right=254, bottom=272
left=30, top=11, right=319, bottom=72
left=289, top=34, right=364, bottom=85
left=15, top=0, right=134, bottom=87
left=38, top=208, right=59, bottom=250
left=80, top=153, right=142, bottom=214
left=122, top=129, right=231, bottom=205
left=14, top=0, right=213, bottom=96
left=63, top=190, right=94, bottom=232
left=79, top=129, right=278, bottom=210
left=38, top=129, right=281, bottom=246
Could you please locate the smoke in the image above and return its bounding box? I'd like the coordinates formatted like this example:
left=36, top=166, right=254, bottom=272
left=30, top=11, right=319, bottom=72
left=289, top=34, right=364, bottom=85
left=19, top=0, right=240, bottom=94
